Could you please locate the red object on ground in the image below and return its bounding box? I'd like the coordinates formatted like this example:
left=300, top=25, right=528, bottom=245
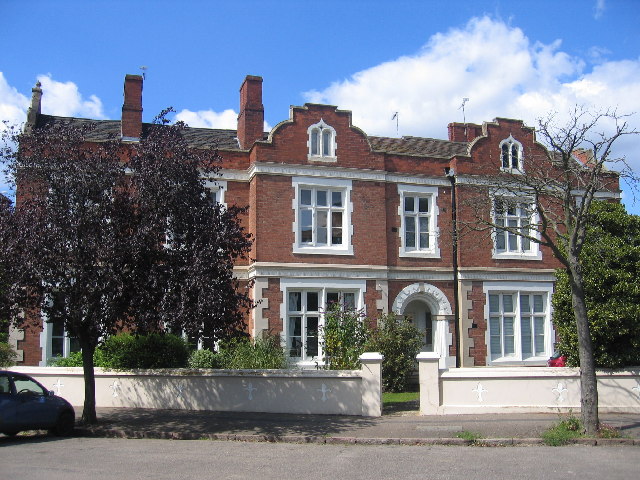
left=547, top=352, right=566, bottom=367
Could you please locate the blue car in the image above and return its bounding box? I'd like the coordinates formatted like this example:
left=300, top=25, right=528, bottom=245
left=0, top=370, right=75, bottom=437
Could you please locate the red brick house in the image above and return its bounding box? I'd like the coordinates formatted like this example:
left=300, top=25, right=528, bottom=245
left=11, top=74, right=620, bottom=368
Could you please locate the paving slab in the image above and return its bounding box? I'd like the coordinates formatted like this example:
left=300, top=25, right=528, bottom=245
left=65, top=407, right=640, bottom=445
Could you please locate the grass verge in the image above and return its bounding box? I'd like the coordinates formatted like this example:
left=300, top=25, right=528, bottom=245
left=542, top=415, right=622, bottom=446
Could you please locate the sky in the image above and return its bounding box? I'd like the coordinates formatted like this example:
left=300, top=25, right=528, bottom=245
left=1, top=0, right=639, bottom=213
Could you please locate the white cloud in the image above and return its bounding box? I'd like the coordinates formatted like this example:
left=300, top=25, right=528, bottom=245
left=304, top=16, right=640, bottom=174
left=175, top=108, right=239, bottom=129
left=594, top=0, right=606, bottom=19
left=0, top=73, right=106, bottom=199
left=0, top=72, right=30, bottom=130
left=175, top=108, right=272, bottom=132
left=37, top=74, right=105, bottom=119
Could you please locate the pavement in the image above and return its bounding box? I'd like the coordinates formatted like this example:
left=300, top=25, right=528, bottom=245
left=72, top=404, right=640, bottom=446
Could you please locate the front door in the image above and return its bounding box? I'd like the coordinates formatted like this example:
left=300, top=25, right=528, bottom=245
left=403, top=300, right=433, bottom=352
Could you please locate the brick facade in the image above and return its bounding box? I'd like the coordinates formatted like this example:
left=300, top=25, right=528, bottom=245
left=14, top=74, right=621, bottom=369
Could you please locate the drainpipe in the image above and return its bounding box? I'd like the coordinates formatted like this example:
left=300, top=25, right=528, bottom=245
left=445, top=167, right=461, bottom=368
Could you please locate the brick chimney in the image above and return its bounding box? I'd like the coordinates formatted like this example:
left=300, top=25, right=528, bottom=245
left=121, top=74, right=143, bottom=140
left=24, top=81, right=42, bottom=134
left=237, top=75, right=264, bottom=150
left=448, top=122, right=482, bottom=142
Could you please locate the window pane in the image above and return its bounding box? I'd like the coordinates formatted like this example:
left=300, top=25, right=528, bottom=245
left=504, top=317, right=515, bottom=355
left=343, top=292, right=356, bottom=310
left=331, top=212, right=343, bottom=245
left=496, top=229, right=505, bottom=251
left=300, top=189, right=312, bottom=205
left=502, top=144, right=509, bottom=168
left=326, top=292, right=339, bottom=307
left=52, top=337, right=64, bottom=358
left=301, top=209, right=313, bottom=243
left=511, top=144, right=519, bottom=168
left=489, top=294, right=500, bottom=313
left=317, top=190, right=327, bottom=206
left=306, top=292, right=319, bottom=312
left=521, top=316, right=532, bottom=357
left=533, top=295, right=544, bottom=312
left=520, top=294, right=530, bottom=313
left=322, top=130, right=331, bottom=156
left=317, top=211, right=328, bottom=245
left=311, top=130, right=319, bottom=155
left=405, top=216, right=416, bottom=248
left=52, top=318, right=64, bottom=337
left=289, top=292, right=301, bottom=312
left=306, top=317, right=318, bottom=357
left=418, top=197, right=429, bottom=213
left=331, top=191, right=342, bottom=207
left=419, top=233, right=429, bottom=249
left=502, top=294, right=514, bottom=313
left=508, top=231, right=518, bottom=251
left=490, top=317, right=501, bottom=358
left=404, top=196, right=415, bottom=212
left=288, top=317, right=302, bottom=357
left=13, top=377, right=45, bottom=396
left=534, top=317, right=545, bottom=355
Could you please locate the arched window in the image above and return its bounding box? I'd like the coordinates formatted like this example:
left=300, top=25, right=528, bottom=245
left=307, top=119, right=336, bottom=160
left=499, top=136, right=523, bottom=172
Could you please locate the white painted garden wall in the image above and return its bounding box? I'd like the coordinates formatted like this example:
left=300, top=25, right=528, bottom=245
left=418, top=352, right=640, bottom=414
left=10, top=353, right=383, bottom=417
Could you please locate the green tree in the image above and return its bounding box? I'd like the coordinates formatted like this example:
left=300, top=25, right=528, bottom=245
left=0, top=111, right=253, bottom=423
left=552, top=201, right=640, bottom=368
left=321, top=305, right=370, bottom=370
left=464, top=108, right=637, bottom=434
left=368, top=313, right=422, bottom=392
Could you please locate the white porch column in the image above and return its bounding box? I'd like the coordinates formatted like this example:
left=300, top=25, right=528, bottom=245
left=359, top=352, right=384, bottom=417
left=417, top=352, right=441, bottom=415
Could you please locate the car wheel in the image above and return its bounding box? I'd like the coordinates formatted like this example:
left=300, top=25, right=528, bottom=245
left=54, top=411, right=75, bottom=436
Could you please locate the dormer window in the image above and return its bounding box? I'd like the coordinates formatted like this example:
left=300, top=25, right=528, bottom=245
left=307, top=119, right=336, bottom=161
left=500, top=136, right=523, bottom=172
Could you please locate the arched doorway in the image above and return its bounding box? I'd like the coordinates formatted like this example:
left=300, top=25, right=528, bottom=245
left=403, top=299, right=434, bottom=352
left=392, top=283, right=454, bottom=368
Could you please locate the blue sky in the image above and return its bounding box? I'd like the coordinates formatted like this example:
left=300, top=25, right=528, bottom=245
left=2, top=0, right=639, bottom=213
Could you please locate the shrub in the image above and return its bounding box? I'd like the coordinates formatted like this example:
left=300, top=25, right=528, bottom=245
left=0, top=342, right=17, bottom=367
left=48, top=351, right=83, bottom=367
left=367, top=313, right=423, bottom=392
left=321, top=305, right=370, bottom=370
left=188, top=348, right=220, bottom=369
left=542, top=414, right=583, bottom=446
left=100, top=333, right=189, bottom=369
left=217, top=335, right=286, bottom=369
left=48, top=349, right=110, bottom=367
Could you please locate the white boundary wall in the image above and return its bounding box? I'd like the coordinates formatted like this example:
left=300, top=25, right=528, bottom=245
left=10, top=352, right=383, bottom=417
left=418, top=352, right=640, bottom=414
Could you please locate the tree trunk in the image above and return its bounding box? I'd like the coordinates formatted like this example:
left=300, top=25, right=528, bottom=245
left=568, top=256, right=599, bottom=435
left=80, top=339, right=98, bottom=424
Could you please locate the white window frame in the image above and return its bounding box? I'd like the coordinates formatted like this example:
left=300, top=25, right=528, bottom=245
left=483, top=281, right=554, bottom=366
left=397, top=184, right=440, bottom=258
left=499, top=135, right=523, bottom=173
left=39, top=307, right=80, bottom=366
left=203, top=179, right=227, bottom=207
left=280, top=278, right=366, bottom=367
left=491, top=191, right=541, bottom=260
left=292, top=177, right=353, bottom=255
left=307, top=119, right=337, bottom=162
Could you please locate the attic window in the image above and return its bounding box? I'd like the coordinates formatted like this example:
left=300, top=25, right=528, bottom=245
left=307, top=119, right=336, bottom=161
left=500, top=136, right=523, bottom=172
